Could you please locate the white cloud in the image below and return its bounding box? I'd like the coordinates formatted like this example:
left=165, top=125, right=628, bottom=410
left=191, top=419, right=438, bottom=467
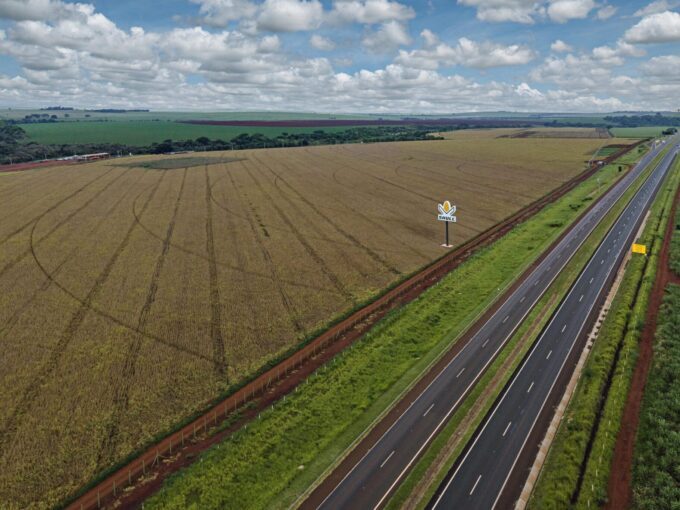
left=457, top=0, right=541, bottom=24
left=550, top=39, right=572, bottom=52
left=0, top=0, right=74, bottom=21
left=189, top=0, right=258, bottom=27
left=641, top=54, right=680, bottom=78
left=597, top=4, right=617, bottom=20
left=362, top=21, right=411, bottom=52
left=329, top=0, right=415, bottom=24
left=0, top=0, right=677, bottom=113
left=625, top=11, right=680, bottom=43
left=634, top=0, right=680, bottom=17
left=547, top=0, right=596, bottom=23
left=310, top=34, right=336, bottom=50
left=458, top=0, right=601, bottom=24
left=396, top=36, right=535, bottom=69
left=420, top=29, right=439, bottom=46
left=257, top=0, right=324, bottom=31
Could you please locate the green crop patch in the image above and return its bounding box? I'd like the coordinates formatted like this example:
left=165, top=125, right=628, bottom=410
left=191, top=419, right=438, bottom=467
left=120, top=156, right=243, bottom=170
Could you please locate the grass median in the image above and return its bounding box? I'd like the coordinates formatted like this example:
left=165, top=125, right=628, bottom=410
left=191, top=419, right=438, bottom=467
left=529, top=151, right=680, bottom=509
left=385, top=144, right=661, bottom=510
left=143, top=153, right=644, bottom=510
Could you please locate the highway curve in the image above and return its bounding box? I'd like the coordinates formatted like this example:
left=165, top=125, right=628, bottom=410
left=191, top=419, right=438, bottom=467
left=305, top=136, right=678, bottom=510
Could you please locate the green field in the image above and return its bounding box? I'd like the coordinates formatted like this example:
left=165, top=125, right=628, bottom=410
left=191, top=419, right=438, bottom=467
left=609, top=126, right=674, bottom=138
left=19, top=120, right=357, bottom=146
left=0, top=109, right=374, bottom=122
left=632, top=284, right=680, bottom=510
left=144, top=151, right=637, bottom=510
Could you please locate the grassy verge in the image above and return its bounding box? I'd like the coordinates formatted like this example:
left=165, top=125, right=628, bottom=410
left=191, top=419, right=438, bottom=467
left=631, top=284, right=680, bottom=509
left=143, top=155, right=641, bottom=510
left=529, top=154, right=680, bottom=509
left=384, top=144, right=659, bottom=510
left=670, top=197, right=680, bottom=275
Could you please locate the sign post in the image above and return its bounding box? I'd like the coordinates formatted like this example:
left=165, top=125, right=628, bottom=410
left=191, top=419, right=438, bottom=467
left=437, top=200, right=457, bottom=248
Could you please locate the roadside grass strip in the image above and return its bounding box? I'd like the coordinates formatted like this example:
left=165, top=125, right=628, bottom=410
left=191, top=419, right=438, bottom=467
left=385, top=146, right=659, bottom=510
left=632, top=284, right=680, bottom=510
left=670, top=196, right=680, bottom=276
left=144, top=157, right=638, bottom=510
left=529, top=153, right=680, bottom=510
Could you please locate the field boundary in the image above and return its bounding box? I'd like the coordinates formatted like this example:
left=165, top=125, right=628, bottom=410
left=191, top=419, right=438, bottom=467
left=63, top=139, right=647, bottom=510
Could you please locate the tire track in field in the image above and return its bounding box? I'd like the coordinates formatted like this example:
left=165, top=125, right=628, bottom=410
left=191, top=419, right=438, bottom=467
left=243, top=160, right=356, bottom=303
left=0, top=171, right=147, bottom=337
left=261, top=164, right=371, bottom=280
left=0, top=167, right=115, bottom=248
left=95, top=169, right=188, bottom=469
left=0, top=172, right=167, bottom=455
left=290, top=150, right=434, bottom=260
left=133, top=174, right=338, bottom=295
left=226, top=169, right=305, bottom=335
left=0, top=168, right=125, bottom=282
left=209, top=172, right=359, bottom=249
left=28, top=186, right=215, bottom=363
left=253, top=153, right=402, bottom=276
left=204, top=166, right=228, bottom=378
left=323, top=146, right=509, bottom=230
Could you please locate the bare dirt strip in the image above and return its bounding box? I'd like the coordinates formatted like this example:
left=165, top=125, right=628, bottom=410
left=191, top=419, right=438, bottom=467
left=65, top=141, right=645, bottom=510
left=605, top=180, right=680, bottom=509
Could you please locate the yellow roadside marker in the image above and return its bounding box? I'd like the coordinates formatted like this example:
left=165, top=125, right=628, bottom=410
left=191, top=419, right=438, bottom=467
left=632, top=243, right=647, bottom=255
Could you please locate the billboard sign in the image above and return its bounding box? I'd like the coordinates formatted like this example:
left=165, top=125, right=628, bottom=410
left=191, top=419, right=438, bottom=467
left=438, top=201, right=457, bottom=223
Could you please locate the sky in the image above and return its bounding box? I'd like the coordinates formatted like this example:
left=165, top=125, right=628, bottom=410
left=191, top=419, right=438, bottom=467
left=0, top=0, right=678, bottom=113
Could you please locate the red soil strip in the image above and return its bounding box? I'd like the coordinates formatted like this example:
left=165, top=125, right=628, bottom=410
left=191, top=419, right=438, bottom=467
left=0, top=159, right=79, bottom=172
left=180, top=118, right=539, bottom=128
left=65, top=141, right=644, bottom=510
left=605, top=179, right=680, bottom=509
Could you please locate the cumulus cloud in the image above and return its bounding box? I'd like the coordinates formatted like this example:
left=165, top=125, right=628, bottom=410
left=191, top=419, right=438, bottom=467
left=458, top=0, right=601, bottom=24
left=597, top=4, right=617, bottom=20
left=547, top=0, right=596, bottom=23
left=0, top=0, right=677, bottom=113
left=625, top=11, right=680, bottom=43
left=640, top=54, right=680, bottom=78
left=634, top=0, right=680, bottom=17
left=362, top=21, right=411, bottom=52
left=329, top=0, right=415, bottom=24
left=189, top=0, right=258, bottom=27
left=256, top=0, right=323, bottom=31
left=310, top=34, right=336, bottom=50
left=457, top=0, right=541, bottom=24
left=396, top=36, right=535, bottom=69
left=550, top=39, right=572, bottom=52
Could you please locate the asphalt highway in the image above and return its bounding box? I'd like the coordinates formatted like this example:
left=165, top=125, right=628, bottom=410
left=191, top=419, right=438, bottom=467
left=311, top=137, right=679, bottom=510
left=429, top=138, right=680, bottom=509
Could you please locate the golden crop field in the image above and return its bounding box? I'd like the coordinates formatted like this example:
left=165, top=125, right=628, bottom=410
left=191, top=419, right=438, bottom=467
left=0, top=133, right=633, bottom=508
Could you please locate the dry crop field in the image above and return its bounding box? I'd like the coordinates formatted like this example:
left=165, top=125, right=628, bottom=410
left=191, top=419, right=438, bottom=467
left=0, top=131, right=634, bottom=508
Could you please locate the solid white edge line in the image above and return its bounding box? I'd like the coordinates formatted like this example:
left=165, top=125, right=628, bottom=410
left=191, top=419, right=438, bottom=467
left=487, top=141, right=677, bottom=510
left=431, top=141, right=674, bottom=510
left=318, top=142, right=672, bottom=510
